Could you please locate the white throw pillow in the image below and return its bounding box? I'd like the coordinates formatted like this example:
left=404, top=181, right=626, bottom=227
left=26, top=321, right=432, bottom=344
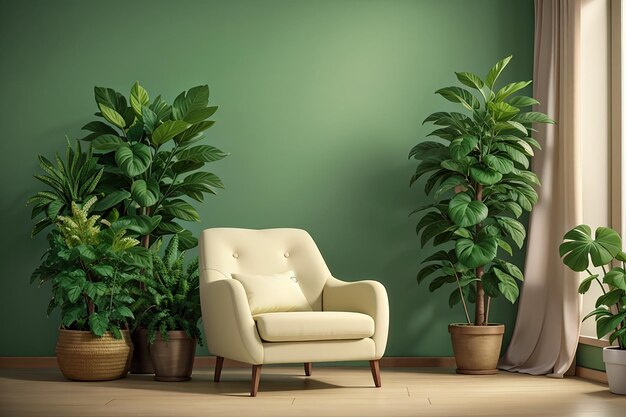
left=231, top=271, right=312, bottom=315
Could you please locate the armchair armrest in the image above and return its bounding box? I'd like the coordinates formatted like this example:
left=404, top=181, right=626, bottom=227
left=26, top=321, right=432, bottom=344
left=200, top=270, right=264, bottom=364
left=323, top=276, right=389, bottom=358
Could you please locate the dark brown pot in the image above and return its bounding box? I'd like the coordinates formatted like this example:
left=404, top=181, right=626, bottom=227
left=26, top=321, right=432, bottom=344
left=56, top=329, right=133, bottom=381
left=149, top=330, right=196, bottom=382
left=448, top=324, right=505, bottom=375
left=130, top=327, right=154, bottom=374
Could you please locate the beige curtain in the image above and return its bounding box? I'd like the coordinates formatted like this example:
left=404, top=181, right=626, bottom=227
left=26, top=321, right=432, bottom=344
left=498, top=0, right=583, bottom=377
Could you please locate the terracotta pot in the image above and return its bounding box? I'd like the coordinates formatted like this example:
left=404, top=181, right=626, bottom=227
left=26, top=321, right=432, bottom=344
left=603, top=347, right=626, bottom=395
left=130, top=327, right=154, bottom=374
left=56, top=329, right=133, bottom=381
left=149, top=330, right=196, bottom=382
left=448, top=324, right=505, bottom=375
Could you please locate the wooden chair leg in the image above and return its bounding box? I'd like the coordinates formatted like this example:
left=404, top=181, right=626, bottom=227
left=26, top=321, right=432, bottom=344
left=214, top=356, right=224, bottom=382
left=369, top=360, right=381, bottom=388
left=304, top=362, right=312, bottom=376
left=250, top=365, right=262, bottom=397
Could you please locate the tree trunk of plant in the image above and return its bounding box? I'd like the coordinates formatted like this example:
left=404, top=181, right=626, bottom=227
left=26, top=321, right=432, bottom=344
left=140, top=207, right=151, bottom=249
left=475, top=184, right=486, bottom=326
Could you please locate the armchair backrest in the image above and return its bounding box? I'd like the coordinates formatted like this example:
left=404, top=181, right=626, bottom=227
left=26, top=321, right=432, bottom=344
left=199, top=228, right=331, bottom=310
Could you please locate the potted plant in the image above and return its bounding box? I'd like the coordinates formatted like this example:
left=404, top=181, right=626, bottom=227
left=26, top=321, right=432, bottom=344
left=79, top=81, right=226, bottom=372
left=31, top=197, right=152, bottom=381
left=560, top=225, right=626, bottom=395
left=132, top=235, right=202, bottom=381
left=409, top=56, right=554, bottom=374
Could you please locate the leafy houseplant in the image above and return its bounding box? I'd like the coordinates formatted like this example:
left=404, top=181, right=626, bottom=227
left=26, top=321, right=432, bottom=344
left=31, top=197, right=152, bottom=381
left=560, top=225, right=626, bottom=395
left=80, top=82, right=227, bottom=252
left=132, top=235, right=202, bottom=381
left=27, top=140, right=103, bottom=237
left=409, top=56, right=554, bottom=374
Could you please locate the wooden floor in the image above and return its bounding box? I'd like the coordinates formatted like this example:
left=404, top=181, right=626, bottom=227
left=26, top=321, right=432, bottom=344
left=0, top=366, right=624, bottom=417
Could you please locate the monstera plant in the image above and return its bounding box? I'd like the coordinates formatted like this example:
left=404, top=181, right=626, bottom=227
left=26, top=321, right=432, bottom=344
left=560, top=225, right=626, bottom=395
left=80, top=82, right=227, bottom=251
left=409, top=56, right=554, bottom=374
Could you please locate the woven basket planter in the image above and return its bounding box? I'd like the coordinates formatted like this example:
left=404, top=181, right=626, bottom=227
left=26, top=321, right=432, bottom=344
left=56, top=329, right=133, bottom=381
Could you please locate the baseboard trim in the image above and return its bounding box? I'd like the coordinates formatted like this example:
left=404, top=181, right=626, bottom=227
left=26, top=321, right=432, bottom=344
left=575, top=366, right=608, bottom=384
left=0, top=356, right=455, bottom=369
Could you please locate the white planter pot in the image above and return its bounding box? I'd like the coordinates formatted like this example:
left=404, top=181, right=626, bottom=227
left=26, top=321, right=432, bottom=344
left=603, top=346, right=626, bottom=395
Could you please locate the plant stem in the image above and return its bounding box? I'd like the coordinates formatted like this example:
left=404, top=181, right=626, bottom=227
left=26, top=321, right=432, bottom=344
left=485, top=297, right=491, bottom=324
left=474, top=184, right=486, bottom=326
left=452, top=266, right=472, bottom=325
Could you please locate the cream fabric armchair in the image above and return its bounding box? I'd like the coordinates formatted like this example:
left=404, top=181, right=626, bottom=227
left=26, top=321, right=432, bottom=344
left=199, top=228, right=389, bottom=396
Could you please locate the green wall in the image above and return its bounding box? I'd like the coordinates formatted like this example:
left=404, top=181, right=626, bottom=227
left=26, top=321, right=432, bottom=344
left=577, top=344, right=606, bottom=372
left=0, top=0, right=534, bottom=357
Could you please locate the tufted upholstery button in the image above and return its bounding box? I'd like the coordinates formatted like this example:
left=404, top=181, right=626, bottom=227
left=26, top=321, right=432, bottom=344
left=284, top=252, right=290, bottom=258
left=232, top=253, right=239, bottom=259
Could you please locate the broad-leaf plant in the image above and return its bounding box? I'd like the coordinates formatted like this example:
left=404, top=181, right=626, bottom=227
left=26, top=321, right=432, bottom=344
left=560, top=225, right=626, bottom=349
left=132, top=235, right=202, bottom=344
left=31, top=197, right=152, bottom=338
left=410, top=56, right=554, bottom=325
left=81, top=82, right=227, bottom=251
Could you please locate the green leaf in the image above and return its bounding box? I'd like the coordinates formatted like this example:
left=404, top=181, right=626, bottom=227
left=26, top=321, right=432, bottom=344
left=489, top=101, right=520, bottom=120
left=514, top=111, right=555, bottom=124
left=130, top=179, right=160, bottom=207
left=449, top=288, right=462, bottom=307
left=434, top=176, right=466, bottom=199
left=125, top=214, right=162, bottom=235
left=508, top=96, right=539, bottom=108
left=115, top=143, right=152, bottom=177
left=497, top=238, right=513, bottom=256
left=559, top=225, right=622, bottom=271
left=440, top=159, right=468, bottom=175
left=495, top=81, right=532, bottom=102
left=89, top=312, right=109, bottom=337
left=436, top=86, right=480, bottom=111
left=506, top=120, right=528, bottom=135
left=495, top=260, right=525, bottom=282
left=595, top=289, right=624, bottom=308
left=72, top=245, right=97, bottom=262
left=116, top=306, right=134, bottom=319
left=470, top=165, right=503, bottom=185
left=175, top=120, right=215, bottom=144
left=417, top=264, right=441, bottom=284
left=92, top=134, right=123, bottom=152
left=91, top=264, right=115, bottom=278
left=130, top=81, right=150, bottom=116
left=486, top=55, right=512, bottom=89
left=62, top=305, right=84, bottom=327
left=142, top=106, right=158, bottom=133
left=160, top=200, right=200, bottom=222
left=448, top=193, right=488, bottom=228
left=152, top=120, right=190, bottom=146
left=455, top=234, right=498, bottom=268
left=484, top=154, right=514, bottom=174
left=450, top=135, right=478, bottom=160
left=94, top=190, right=131, bottom=211
left=496, top=217, right=526, bottom=249
left=171, top=160, right=204, bottom=175
left=597, top=311, right=626, bottom=339
left=604, top=267, right=626, bottom=291
left=495, top=143, right=529, bottom=168
left=493, top=268, right=520, bottom=303
left=98, top=104, right=126, bottom=129
left=67, top=284, right=83, bottom=303
left=578, top=274, right=599, bottom=295
left=176, top=145, right=228, bottom=163
left=177, top=229, right=198, bottom=250
left=172, top=85, right=210, bottom=122
left=455, top=72, right=484, bottom=91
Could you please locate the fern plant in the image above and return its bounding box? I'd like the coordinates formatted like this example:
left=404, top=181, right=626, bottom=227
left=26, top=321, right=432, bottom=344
left=31, top=197, right=152, bottom=337
left=133, top=235, right=202, bottom=344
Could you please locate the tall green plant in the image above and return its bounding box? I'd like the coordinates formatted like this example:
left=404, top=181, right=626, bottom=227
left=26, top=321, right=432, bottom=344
left=560, top=225, right=626, bottom=349
left=410, top=56, right=554, bottom=325
left=27, top=140, right=103, bottom=237
left=81, top=82, right=227, bottom=250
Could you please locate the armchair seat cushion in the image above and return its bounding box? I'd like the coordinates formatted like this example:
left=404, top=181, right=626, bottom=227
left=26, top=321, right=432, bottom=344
left=253, top=311, right=375, bottom=342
